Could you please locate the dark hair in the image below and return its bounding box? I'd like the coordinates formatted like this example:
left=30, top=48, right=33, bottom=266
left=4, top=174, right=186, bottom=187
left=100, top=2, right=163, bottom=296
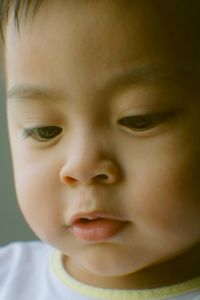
left=0, top=0, right=44, bottom=39
left=1, top=0, right=200, bottom=42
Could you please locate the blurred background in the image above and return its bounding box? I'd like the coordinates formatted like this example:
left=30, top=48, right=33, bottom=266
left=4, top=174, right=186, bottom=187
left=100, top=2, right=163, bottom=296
left=0, top=48, right=37, bottom=245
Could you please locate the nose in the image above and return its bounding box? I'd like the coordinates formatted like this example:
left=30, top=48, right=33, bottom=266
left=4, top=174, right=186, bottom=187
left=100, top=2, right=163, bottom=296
left=59, top=135, right=120, bottom=186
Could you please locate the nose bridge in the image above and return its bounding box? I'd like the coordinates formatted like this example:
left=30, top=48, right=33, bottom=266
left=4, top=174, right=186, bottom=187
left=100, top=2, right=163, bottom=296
left=60, top=126, right=120, bottom=185
left=70, top=125, right=103, bottom=164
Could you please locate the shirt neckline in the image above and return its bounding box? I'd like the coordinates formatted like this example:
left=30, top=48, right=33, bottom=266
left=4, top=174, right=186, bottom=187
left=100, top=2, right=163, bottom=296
left=50, top=249, right=200, bottom=300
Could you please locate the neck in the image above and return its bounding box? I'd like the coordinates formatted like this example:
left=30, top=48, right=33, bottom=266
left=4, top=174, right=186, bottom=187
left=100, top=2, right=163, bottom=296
left=63, top=243, right=200, bottom=289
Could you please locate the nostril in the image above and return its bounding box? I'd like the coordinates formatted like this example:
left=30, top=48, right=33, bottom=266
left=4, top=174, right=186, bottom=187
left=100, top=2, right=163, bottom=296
left=64, top=176, right=78, bottom=184
left=60, top=160, right=120, bottom=185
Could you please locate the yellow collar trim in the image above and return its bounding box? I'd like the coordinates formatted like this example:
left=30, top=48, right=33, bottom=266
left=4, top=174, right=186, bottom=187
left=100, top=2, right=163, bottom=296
left=51, top=250, right=200, bottom=300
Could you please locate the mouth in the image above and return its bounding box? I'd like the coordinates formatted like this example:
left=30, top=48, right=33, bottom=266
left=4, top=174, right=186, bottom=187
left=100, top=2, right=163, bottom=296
left=69, top=212, right=128, bottom=241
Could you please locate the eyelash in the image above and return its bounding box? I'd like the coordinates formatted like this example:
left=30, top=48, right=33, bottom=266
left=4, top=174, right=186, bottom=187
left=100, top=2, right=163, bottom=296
left=23, top=126, right=63, bottom=142
left=118, top=112, right=174, bottom=132
left=22, top=112, right=175, bottom=142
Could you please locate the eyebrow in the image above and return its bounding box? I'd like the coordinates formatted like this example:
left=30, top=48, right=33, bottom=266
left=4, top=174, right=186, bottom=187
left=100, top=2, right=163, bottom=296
left=7, top=85, right=63, bottom=101
left=105, top=65, right=159, bottom=86
left=7, top=65, right=198, bottom=101
left=101, top=64, right=198, bottom=91
left=6, top=67, right=151, bottom=101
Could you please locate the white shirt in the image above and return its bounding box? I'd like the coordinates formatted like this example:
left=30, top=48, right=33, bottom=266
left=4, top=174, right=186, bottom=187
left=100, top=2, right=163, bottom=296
left=0, top=241, right=200, bottom=300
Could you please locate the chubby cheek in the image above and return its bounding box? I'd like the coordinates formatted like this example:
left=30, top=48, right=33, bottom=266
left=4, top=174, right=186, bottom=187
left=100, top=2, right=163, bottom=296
left=13, top=161, right=63, bottom=242
left=123, top=135, right=200, bottom=244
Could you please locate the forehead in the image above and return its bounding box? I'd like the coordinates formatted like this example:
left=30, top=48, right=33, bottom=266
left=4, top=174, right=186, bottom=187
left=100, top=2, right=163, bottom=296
left=5, top=0, right=200, bottom=96
left=5, top=0, right=200, bottom=57
left=5, top=0, right=200, bottom=36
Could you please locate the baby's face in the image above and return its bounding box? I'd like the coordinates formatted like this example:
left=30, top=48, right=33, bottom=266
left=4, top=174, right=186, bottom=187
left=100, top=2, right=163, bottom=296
left=5, top=1, right=200, bottom=288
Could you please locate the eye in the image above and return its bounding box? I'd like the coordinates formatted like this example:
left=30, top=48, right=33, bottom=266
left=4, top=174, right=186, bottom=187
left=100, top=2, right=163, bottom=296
left=23, top=126, right=63, bottom=142
left=118, top=112, right=172, bottom=132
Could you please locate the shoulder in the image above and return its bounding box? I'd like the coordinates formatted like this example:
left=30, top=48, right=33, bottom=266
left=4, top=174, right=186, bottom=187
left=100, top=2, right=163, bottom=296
left=0, top=242, right=82, bottom=299
left=0, top=240, right=47, bottom=254
left=0, top=240, right=49, bottom=263
left=0, top=241, right=51, bottom=283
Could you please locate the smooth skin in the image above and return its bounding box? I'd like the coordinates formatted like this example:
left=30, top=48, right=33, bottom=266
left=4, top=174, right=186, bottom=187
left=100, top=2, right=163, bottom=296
left=5, top=0, right=200, bottom=289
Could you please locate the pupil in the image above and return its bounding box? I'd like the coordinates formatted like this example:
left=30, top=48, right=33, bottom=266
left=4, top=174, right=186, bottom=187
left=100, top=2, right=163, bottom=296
left=39, top=127, right=61, bottom=138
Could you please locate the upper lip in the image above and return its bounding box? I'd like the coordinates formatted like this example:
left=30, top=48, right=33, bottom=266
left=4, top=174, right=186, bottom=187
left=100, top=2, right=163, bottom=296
left=69, top=211, right=126, bottom=226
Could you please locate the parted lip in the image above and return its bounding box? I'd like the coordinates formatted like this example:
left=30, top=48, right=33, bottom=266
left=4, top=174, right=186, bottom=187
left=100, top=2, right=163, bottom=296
left=68, top=211, right=129, bottom=241
left=69, top=211, right=126, bottom=226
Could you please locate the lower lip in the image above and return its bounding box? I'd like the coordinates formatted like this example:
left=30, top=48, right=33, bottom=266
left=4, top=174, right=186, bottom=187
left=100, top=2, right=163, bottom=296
left=70, top=219, right=126, bottom=241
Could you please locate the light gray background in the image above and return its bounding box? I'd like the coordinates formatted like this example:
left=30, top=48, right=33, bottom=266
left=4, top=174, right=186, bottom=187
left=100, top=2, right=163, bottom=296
left=0, top=51, right=37, bottom=245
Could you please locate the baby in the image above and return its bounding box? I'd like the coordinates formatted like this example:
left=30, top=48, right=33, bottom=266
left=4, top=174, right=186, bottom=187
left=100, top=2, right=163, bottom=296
left=1, top=0, right=200, bottom=299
